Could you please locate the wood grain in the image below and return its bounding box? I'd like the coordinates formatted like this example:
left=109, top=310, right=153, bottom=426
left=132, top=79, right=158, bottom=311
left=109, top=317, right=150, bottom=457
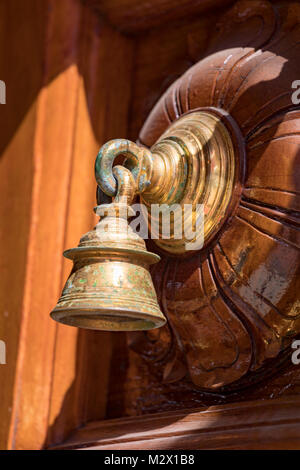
left=53, top=396, right=300, bottom=450
left=134, top=0, right=300, bottom=391
left=0, top=0, right=134, bottom=449
left=1, top=0, right=300, bottom=451
left=0, top=0, right=48, bottom=449
left=8, top=0, right=83, bottom=450
left=47, top=7, right=135, bottom=447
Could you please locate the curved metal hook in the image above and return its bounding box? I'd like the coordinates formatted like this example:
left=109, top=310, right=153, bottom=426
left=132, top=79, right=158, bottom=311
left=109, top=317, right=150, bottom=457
left=95, top=139, right=153, bottom=197
left=112, top=165, right=136, bottom=205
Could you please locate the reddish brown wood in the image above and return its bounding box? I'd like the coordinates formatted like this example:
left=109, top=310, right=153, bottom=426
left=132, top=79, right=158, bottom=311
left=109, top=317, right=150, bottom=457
left=132, top=0, right=300, bottom=392
left=8, top=0, right=83, bottom=450
left=0, top=0, right=50, bottom=449
left=53, top=396, right=300, bottom=450
left=1, top=0, right=300, bottom=451
left=85, top=0, right=236, bottom=34
left=46, top=4, right=135, bottom=448
left=0, top=0, right=134, bottom=450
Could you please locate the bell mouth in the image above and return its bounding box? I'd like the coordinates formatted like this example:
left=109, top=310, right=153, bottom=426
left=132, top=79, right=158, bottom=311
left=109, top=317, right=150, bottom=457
left=50, top=308, right=166, bottom=331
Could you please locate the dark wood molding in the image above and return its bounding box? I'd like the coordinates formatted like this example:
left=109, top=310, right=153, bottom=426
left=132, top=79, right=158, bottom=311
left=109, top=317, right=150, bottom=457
left=83, top=0, right=236, bottom=34
left=53, top=396, right=300, bottom=450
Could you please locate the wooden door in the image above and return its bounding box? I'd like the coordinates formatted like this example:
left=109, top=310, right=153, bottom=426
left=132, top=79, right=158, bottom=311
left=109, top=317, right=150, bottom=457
left=1, top=0, right=300, bottom=450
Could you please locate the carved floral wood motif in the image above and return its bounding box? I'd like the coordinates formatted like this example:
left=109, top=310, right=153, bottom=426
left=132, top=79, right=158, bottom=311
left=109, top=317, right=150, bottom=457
left=128, top=0, right=300, bottom=391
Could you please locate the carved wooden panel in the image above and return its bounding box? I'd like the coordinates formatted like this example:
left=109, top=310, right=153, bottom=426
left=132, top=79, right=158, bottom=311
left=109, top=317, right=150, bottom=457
left=127, top=0, right=300, bottom=392
left=2, top=0, right=300, bottom=450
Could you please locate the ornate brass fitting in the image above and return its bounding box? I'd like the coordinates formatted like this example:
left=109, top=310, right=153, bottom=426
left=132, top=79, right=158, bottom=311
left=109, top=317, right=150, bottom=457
left=95, top=110, right=235, bottom=254
left=51, top=109, right=236, bottom=331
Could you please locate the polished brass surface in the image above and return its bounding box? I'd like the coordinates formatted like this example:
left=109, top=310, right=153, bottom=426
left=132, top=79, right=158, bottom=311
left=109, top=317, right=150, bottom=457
left=94, top=110, right=236, bottom=254
left=142, top=110, right=236, bottom=253
left=51, top=109, right=235, bottom=331
left=51, top=166, right=166, bottom=331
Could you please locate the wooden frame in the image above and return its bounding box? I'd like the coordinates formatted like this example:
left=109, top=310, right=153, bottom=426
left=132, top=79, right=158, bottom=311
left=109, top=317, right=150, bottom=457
left=54, top=396, right=300, bottom=450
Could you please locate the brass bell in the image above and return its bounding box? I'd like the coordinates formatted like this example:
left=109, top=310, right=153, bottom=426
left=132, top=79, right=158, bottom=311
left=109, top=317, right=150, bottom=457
left=51, top=163, right=166, bottom=331
left=51, top=109, right=237, bottom=332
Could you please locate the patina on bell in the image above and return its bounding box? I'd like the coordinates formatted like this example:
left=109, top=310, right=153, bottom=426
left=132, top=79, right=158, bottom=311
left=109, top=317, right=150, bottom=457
left=50, top=195, right=166, bottom=331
